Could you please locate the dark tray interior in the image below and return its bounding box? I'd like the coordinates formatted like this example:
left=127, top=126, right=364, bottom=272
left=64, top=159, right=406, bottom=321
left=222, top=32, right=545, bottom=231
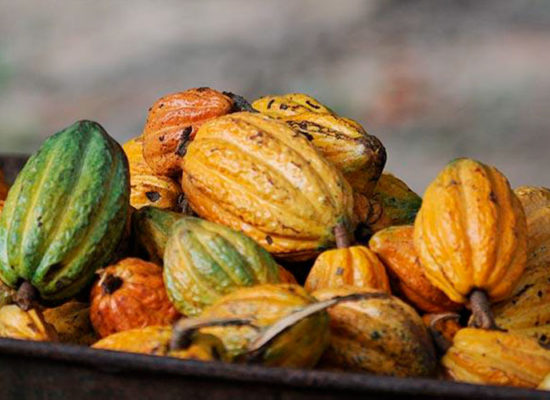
left=0, top=154, right=548, bottom=399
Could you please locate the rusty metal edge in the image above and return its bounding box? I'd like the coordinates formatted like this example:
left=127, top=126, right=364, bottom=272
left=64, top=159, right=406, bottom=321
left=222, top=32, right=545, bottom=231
left=0, top=338, right=546, bottom=399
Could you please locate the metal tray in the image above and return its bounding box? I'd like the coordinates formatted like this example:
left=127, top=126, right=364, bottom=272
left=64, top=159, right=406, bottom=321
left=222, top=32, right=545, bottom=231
left=0, top=154, right=548, bottom=400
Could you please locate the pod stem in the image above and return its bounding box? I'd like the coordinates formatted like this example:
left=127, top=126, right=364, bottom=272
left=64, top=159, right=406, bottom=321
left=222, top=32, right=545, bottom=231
left=14, top=281, right=38, bottom=311
left=240, top=291, right=390, bottom=363
left=425, top=312, right=460, bottom=354
left=469, top=289, right=499, bottom=330
left=170, top=317, right=257, bottom=352
left=334, top=223, right=351, bottom=248
left=101, top=274, right=123, bottom=295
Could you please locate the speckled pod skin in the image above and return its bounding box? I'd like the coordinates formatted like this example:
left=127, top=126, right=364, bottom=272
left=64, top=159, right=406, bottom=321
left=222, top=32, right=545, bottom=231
left=414, top=158, right=527, bottom=304
left=200, top=284, right=330, bottom=368
left=90, top=258, right=180, bottom=338
left=0, top=120, right=130, bottom=301
left=181, top=112, right=354, bottom=261
left=123, top=136, right=182, bottom=210
left=369, top=226, right=461, bottom=313
left=514, top=186, right=550, bottom=270
left=252, top=93, right=332, bottom=118
left=163, top=217, right=280, bottom=317
left=360, top=173, right=422, bottom=235
left=443, top=328, right=550, bottom=388
left=142, top=88, right=234, bottom=176
left=43, top=300, right=97, bottom=345
left=305, top=246, right=390, bottom=293
left=313, top=286, right=436, bottom=378
left=493, top=264, right=550, bottom=346
left=132, top=206, right=186, bottom=265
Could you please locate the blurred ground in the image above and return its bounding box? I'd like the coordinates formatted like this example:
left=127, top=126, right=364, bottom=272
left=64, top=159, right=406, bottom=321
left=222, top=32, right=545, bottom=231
left=0, top=0, right=549, bottom=192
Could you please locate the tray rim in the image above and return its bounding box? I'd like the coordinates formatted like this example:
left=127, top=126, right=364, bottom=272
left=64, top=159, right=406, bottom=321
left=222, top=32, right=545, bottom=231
left=0, top=338, right=547, bottom=399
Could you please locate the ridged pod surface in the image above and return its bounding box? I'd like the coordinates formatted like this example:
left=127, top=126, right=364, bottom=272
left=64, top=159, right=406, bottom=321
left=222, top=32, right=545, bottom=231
left=360, top=173, right=422, bottom=235
left=90, top=258, right=180, bottom=337
left=313, top=286, right=436, bottom=377
left=43, top=300, right=97, bottom=345
left=142, top=88, right=234, bottom=176
left=304, top=246, right=390, bottom=293
left=492, top=265, right=550, bottom=346
left=181, top=112, right=354, bottom=261
left=0, top=120, right=130, bottom=300
left=369, top=226, right=461, bottom=313
left=0, top=305, right=58, bottom=341
left=414, top=158, right=527, bottom=304
left=123, top=136, right=182, bottom=210
left=252, top=93, right=332, bottom=118
left=199, top=284, right=329, bottom=368
left=514, top=186, right=550, bottom=270
left=132, top=206, right=186, bottom=264
left=442, top=328, right=550, bottom=388
left=164, top=218, right=280, bottom=317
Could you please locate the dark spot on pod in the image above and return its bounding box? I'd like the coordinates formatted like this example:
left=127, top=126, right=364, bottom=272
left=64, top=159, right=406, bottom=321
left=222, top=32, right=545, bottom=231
left=305, top=100, right=320, bottom=109
left=370, top=331, right=381, bottom=340
left=146, top=191, right=161, bottom=202
left=196, top=87, right=210, bottom=92
left=538, top=290, right=543, bottom=298
left=175, top=126, right=193, bottom=157
left=265, top=235, right=273, bottom=245
left=37, top=215, right=43, bottom=228
left=279, top=104, right=288, bottom=110
left=159, top=103, right=165, bottom=108
left=223, top=91, right=256, bottom=113
left=159, top=135, right=165, bottom=142
left=489, top=191, right=498, bottom=203
left=300, top=131, right=314, bottom=141
left=449, top=179, right=458, bottom=185
left=335, top=267, right=344, bottom=276
left=267, top=99, right=275, bottom=109
left=540, top=334, right=548, bottom=344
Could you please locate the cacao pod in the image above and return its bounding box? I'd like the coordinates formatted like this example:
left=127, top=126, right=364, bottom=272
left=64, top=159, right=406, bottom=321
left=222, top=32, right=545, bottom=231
left=0, top=120, right=130, bottom=300
left=92, top=326, right=172, bottom=355
left=142, top=88, right=234, bottom=176
left=442, top=328, right=550, bottom=388
left=181, top=112, right=354, bottom=261
left=132, top=206, right=186, bottom=264
left=278, top=265, right=298, bottom=284
left=252, top=93, right=332, bottom=118
left=198, top=284, right=329, bottom=368
left=305, top=245, right=390, bottom=293
left=514, top=186, right=550, bottom=270
left=0, top=169, right=8, bottom=201
left=369, top=226, right=461, bottom=313
left=43, top=300, right=97, bottom=345
left=0, top=304, right=58, bottom=341
left=123, top=136, right=182, bottom=210
left=414, top=158, right=527, bottom=328
left=358, top=173, right=421, bottom=236
left=492, top=265, right=550, bottom=346
left=90, top=258, right=179, bottom=337
left=313, top=286, right=437, bottom=377
left=164, top=217, right=280, bottom=317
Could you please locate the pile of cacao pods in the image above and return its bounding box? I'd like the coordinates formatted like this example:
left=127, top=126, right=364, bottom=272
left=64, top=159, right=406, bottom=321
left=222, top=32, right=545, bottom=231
left=0, top=87, right=549, bottom=391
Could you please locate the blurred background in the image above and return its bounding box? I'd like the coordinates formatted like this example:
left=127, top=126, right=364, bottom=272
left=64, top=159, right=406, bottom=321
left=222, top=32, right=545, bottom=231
left=0, top=0, right=549, bottom=192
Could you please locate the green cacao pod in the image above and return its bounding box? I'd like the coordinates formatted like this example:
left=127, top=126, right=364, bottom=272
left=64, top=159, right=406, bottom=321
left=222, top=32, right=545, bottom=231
left=0, top=120, right=130, bottom=300
left=132, top=206, right=186, bottom=264
left=164, top=217, right=280, bottom=316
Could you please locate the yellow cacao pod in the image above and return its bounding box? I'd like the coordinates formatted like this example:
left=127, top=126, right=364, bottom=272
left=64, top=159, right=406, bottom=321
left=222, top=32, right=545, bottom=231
left=492, top=265, right=550, bottom=346
left=305, top=246, right=390, bottom=293
left=514, top=186, right=550, bottom=270
left=93, top=326, right=172, bottom=355
left=181, top=112, right=354, bottom=261
left=414, top=158, right=527, bottom=304
left=252, top=93, right=332, bottom=118
left=0, top=305, right=58, bottom=342
left=43, top=300, right=97, bottom=345
left=443, top=328, right=550, bottom=388
left=123, top=136, right=182, bottom=210
left=313, top=286, right=436, bottom=377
